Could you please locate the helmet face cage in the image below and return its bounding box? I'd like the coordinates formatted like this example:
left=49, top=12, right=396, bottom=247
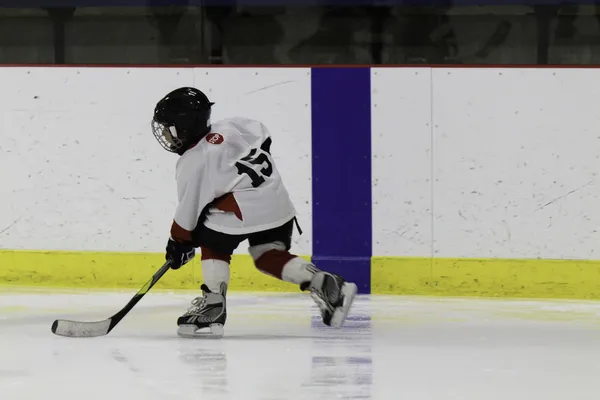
left=151, top=120, right=182, bottom=153
left=152, top=87, right=214, bottom=154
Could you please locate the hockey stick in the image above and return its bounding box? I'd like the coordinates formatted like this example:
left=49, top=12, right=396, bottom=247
left=51, top=260, right=172, bottom=338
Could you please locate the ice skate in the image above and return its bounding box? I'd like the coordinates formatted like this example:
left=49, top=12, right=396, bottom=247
left=177, top=282, right=227, bottom=338
left=302, top=271, right=358, bottom=329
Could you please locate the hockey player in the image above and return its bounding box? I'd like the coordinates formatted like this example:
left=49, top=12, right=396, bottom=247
left=151, top=87, right=358, bottom=338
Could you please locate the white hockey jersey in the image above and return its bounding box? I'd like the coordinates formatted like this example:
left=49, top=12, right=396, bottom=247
left=173, top=117, right=296, bottom=235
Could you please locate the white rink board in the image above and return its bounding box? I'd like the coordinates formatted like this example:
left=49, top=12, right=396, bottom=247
left=431, top=68, right=600, bottom=259
left=0, top=67, right=312, bottom=255
left=371, top=68, right=432, bottom=257
left=372, top=67, right=600, bottom=259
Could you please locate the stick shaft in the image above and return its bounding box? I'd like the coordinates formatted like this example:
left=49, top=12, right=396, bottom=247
left=107, top=260, right=172, bottom=332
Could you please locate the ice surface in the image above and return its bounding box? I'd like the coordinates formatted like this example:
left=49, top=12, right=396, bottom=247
left=2, top=289, right=600, bottom=400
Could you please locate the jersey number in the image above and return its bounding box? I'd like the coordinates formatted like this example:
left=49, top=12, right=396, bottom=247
left=235, top=147, right=273, bottom=188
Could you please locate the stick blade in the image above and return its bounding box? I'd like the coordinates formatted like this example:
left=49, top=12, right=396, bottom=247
left=51, top=319, right=112, bottom=338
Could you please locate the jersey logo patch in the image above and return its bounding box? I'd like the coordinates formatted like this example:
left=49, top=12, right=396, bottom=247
left=206, top=133, right=224, bottom=145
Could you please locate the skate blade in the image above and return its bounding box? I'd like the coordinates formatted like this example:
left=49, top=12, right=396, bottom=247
left=177, top=324, right=224, bottom=339
left=331, top=283, right=358, bottom=329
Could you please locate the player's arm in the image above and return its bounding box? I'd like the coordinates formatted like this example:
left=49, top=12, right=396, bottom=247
left=235, top=118, right=273, bottom=154
left=256, top=120, right=272, bottom=154
left=166, top=219, right=195, bottom=269
left=165, top=157, right=215, bottom=269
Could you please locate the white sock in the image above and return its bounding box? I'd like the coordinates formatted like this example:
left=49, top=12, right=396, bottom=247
left=281, top=257, right=319, bottom=284
left=202, top=259, right=231, bottom=294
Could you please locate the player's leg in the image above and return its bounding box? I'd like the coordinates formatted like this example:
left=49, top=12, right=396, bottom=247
left=177, top=227, right=243, bottom=338
left=247, top=219, right=358, bottom=328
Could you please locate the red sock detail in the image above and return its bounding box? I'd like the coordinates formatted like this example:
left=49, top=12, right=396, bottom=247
left=254, top=250, right=296, bottom=279
left=201, top=247, right=231, bottom=263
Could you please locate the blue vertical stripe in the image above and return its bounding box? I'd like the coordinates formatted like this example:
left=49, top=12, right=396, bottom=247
left=311, top=68, right=372, bottom=294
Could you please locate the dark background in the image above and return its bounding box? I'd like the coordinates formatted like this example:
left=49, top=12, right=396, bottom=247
left=1, top=0, right=599, bottom=65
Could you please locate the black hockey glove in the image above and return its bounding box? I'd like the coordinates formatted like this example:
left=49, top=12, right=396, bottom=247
left=166, top=237, right=195, bottom=270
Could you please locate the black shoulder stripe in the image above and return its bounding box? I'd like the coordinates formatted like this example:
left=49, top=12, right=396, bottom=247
left=260, top=137, right=272, bottom=155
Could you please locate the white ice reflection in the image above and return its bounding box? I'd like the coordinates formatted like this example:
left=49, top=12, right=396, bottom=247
left=2, top=291, right=600, bottom=400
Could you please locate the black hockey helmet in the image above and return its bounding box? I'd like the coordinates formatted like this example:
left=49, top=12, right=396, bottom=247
left=152, top=87, right=215, bottom=155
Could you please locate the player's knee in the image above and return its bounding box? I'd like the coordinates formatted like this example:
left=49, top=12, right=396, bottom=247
left=201, top=247, right=231, bottom=263
left=248, top=241, right=287, bottom=261
left=249, top=242, right=296, bottom=279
